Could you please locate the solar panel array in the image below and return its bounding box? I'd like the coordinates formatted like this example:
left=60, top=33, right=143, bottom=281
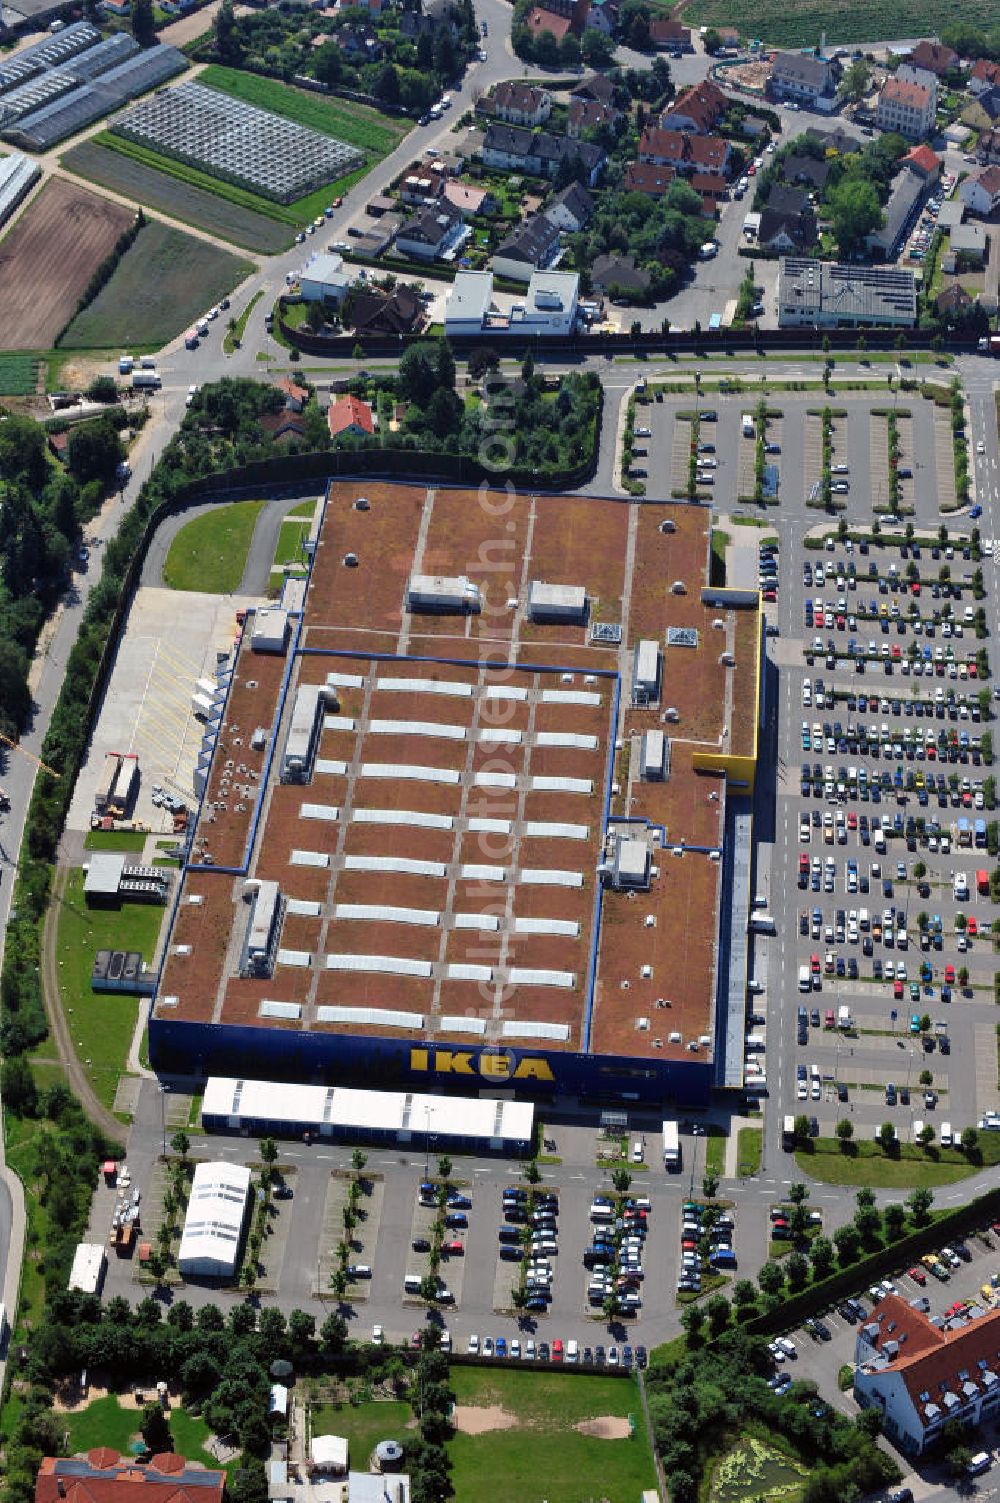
left=5, top=44, right=187, bottom=152
left=114, top=80, right=365, bottom=204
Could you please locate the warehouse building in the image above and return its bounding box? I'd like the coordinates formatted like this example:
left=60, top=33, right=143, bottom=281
left=778, top=256, right=917, bottom=328
left=177, top=1161, right=251, bottom=1279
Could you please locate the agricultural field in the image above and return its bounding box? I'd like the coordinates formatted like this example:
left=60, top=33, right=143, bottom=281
left=0, top=178, right=134, bottom=350
left=197, top=66, right=410, bottom=157
left=0, top=353, right=38, bottom=394
left=684, top=0, right=996, bottom=45
left=61, top=139, right=292, bottom=254
left=60, top=221, right=252, bottom=349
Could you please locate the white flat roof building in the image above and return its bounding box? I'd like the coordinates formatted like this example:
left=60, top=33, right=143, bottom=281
left=311, top=1436, right=348, bottom=1474
left=444, top=269, right=494, bottom=336
left=509, top=270, right=579, bottom=337
left=528, top=580, right=587, bottom=622
left=177, top=1160, right=251, bottom=1278
left=299, top=251, right=352, bottom=304
left=68, top=1242, right=107, bottom=1295
left=251, top=607, right=289, bottom=654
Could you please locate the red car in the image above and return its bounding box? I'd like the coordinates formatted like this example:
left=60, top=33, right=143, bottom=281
left=410, top=1332, right=423, bottom=1349
left=968, top=917, right=978, bottom=937
left=848, top=812, right=857, bottom=830
left=444, top=1241, right=464, bottom=1255
left=894, top=979, right=904, bottom=999
left=552, top=1339, right=564, bottom=1361
left=763, top=588, right=776, bottom=601
left=811, top=954, right=820, bottom=973
left=908, top=1265, right=927, bottom=1285
left=945, top=964, right=956, bottom=984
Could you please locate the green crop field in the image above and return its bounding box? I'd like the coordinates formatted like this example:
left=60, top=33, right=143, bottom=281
left=447, top=1368, right=656, bottom=1503
left=0, top=353, right=38, bottom=394
left=163, top=499, right=265, bottom=592
left=684, top=0, right=996, bottom=47
left=198, top=66, right=410, bottom=156
left=54, top=869, right=169, bottom=1112
left=59, top=221, right=252, bottom=349
left=61, top=140, right=293, bottom=254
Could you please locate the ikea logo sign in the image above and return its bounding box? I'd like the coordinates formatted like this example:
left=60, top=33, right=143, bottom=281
left=410, top=1047, right=555, bottom=1083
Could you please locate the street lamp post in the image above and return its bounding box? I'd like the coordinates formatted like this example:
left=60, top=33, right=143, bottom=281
left=159, top=1083, right=168, bottom=1158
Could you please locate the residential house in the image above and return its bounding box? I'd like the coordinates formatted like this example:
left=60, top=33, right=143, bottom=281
left=260, top=412, right=307, bottom=445
left=568, top=97, right=620, bottom=137
left=523, top=6, right=572, bottom=41
left=977, top=127, right=1000, bottom=165
left=658, top=79, right=728, bottom=134
left=480, top=124, right=605, bottom=186
left=624, top=161, right=675, bottom=196
left=328, top=395, right=375, bottom=438
left=976, top=88, right=1000, bottom=124
left=768, top=51, right=839, bottom=112
left=758, top=184, right=817, bottom=252
left=970, top=57, right=1000, bottom=96
left=35, top=1454, right=225, bottom=1503
left=543, top=180, right=593, bottom=232
left=348, top=286, right=424, bottom=336
left=590, top=251, right=651, bottom=297
left=399, top=162, right=447, bottom=207
left=366, top=192, right=396, bottom=217
left=334, top=23, right=382, bottom=59
left=865, top=163, right=929, bottom=259
left=649, top=18, right=691, bottom=51
left=400, top=0, right=458, bottom=39
left=854, top=1294, right=1000, bottom=1455
left=780, top=153, right=831, bottom=190
left=906, top=38, right=957, bottom=76
left=394, top=200, right=465, bottom=261
left=583, top=0, right=617, bottom=34
left=960, top=164, right=1000, bottom=217
left=902, top=142, right=941, bottom=182
left=807, top=124, right=861, bottom=153
left=275, top=376, right=309, bottom=413
left=896, top=60, right=938, bottom=111
left=443, top=181, right=495, bottom=217
left=572, top=73, right=616, bottom=105
left=950, top=222, right=987, bottom=264
left=492, top=212, right=561, bottom=281
left=299, top=252, right=352, bottom=305
left=349, top=213, right=400, bottom=258
left=778, top=256, right=916, bottom=328
left=690, top=173, right=728, bottom=212
left=638, top=127, right=731, bottom=177
left=876, top=77, right=935, bottom=141
left=444, top=270, right=495, bottom=336
left=492, top=81, right=552, bottom=127
left=936, top=282, right=973, bottom=318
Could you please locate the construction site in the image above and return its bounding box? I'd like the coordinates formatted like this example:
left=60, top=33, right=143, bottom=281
left=148, top=483, right=763, bottom=1106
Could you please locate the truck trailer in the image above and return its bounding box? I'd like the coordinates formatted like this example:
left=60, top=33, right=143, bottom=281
left=662, top=1119, right=681, bottom=1172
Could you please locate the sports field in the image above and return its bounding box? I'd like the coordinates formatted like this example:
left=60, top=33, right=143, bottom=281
left=59, top=221, right=252, bottom=349
left=163, top=500, right=265, bottom=593
left=61, top=140, right=292, bottom=254
left=684, top=0, right=995, bottom=46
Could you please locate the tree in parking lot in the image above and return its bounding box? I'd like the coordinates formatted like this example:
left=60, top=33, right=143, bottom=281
left=810, top=1236, right=834, bottom=1279
left=612, top=1168, right=632, bottom=1194
left=702, top=1172, right=719, bottom=1201
left=790, top=1203, right=810, bottom=1240
left=705, top=1295, right=730, bottom=1337
left=961, top=1126, right=979, bottom=1154
left=835, top=1118, right=854, bottom=1151
left=793, top=1114, right=811, bottom=1148
left=757, top=1261, right=784, bottom=1298
left=833, top=1223, right=861, bottom=1265
left=883, top=1203, right=906, bottom=1241
left=786, top=1251, right=808, bottom=1292
left=877, top=1122, right=897, bottom=1157
left=733, top=1278, right=757, bottom=1308
left=788, top=1182, right=808, bottom=1205
left=918, top=1124, right=935, bottom=1149
left=958, top=965, right=970, bottom=987
left=436, top=1154, right=452, bottom=1184
left=681, top=1304, right=705, bottom=1347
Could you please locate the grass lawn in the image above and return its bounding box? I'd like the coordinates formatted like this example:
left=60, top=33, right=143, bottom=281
left=54, top=869, right=168, bottom=1111
left=62, top=1394, right=219, bottom=1467
left=311, top=1399, right=412, bottom=1469
left=795, top=1136, right=1000, bottom=1188
left=737, top=1126, right=762, bottom=1177
left=273, top=518, right=311, bottom=567
left=198, top=66, right=409, bottom=156
left=0, top=352, right=38, bottom=394
left=163, top=500, right=265, bottom=592
left=704, top=1125, right=726, bottom=1177
left=447, top=1367, right=656, bottom=1503
left=84, top=829, right=148, bottom=852
left=59, top=222, right=252, bottom=350
left=287, top=499, right=316, bottom=519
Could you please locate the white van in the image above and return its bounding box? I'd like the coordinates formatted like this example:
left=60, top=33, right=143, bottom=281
left=967, top=1452, right=991, bottom=1477
left=566, top=1339, right=579, bottom=1363
left=798, top=965, right=811, bottom=992
left=404, top=1274, right=422, bottom=1294
left=940, top=1121, right=953, bottom=1147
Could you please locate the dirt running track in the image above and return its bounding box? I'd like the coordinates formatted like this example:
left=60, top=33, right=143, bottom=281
left=0, top=178, right=134, bottom=349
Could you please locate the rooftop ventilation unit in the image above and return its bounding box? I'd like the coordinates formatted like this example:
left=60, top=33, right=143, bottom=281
left=720, top=652, right=735, bottom=666
left=344, top=552, right=359, bottom=567
left=667, top=627, right=698, bottom=648
left=659, top=519, right=676, bottom=533
left=670, top=580, right=686, bottom=594
left=354, top=496, right=370, bottom=510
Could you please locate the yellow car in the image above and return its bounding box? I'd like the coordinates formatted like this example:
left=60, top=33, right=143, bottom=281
left=982, top=1283, right=995, bottom=1304
left=922, top=1253, right=941, bottom=1271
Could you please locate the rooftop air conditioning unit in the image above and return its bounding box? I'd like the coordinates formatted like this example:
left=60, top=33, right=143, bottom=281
left=344, top=552, right=359, bottom=567
left=664, top=707, right=680, bottom=722
left=354, top=496, right=370, bottom=510
left=671, top=580, right=686, bottom=594
left=640, top=964, right=652, bottom=978
left=720, top=652, right=735, bottom=665
left=659, top=519, right=676, bottom=533
left=636, top=1017, right=649, bottom=1031
left=668, top=1030, right=682, bottom=1043
left=712, top=618, right=725, bottom=629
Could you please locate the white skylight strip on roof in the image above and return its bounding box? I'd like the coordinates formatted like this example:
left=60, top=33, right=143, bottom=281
left=286, top=899, right=322, bottom=917
left=524, top=821, right=590, bottom=840
left=276, top=949, right=312, bottom=968
left=446, top=963, right=494, bottom=981
left=512, top=916, right=580, bottom=937
left=483, top=685, right=528, bottom=701
left=315, top=759, right=348, bottom=776
left=377, top=677, right=473, bottom=697
left=369, top=718, right=467, bottom=740
left=353, top=807, right=454, bottom=830
left=333, top=904, right=440, bottom=927
left=439, top=1015, right=488, bottom=1035
left=260, top=1000, right=302, bottom=1019
left=360, top=763, right=462, bottom=784
left=300, top=802, right=339, bottom=821
left=325, top=954, right=433, bottom=978
left=344, top=855, right=446, bottom=877
left=323, top=716, right=356, bottom=732
left=317, top=1005, right=425, bottom=1029
left=458, top=864, right=506, bottom=882
left=535, top=731, right=599, bottom=750
left=507, top=967, right=576, bottom=989
left=501, top=1020, right=571, bottom=1041
left=473, top=771, right=517, bottom=789
left=530, top=776, right=592, bottom=794
left=518, top=869, right=584, bottom=887
left=466, top=817, right=512, bottom=835
left=290, top=849, right=331, bottom=867
left=541, top=689, right=601, bottom=706
left=325, top=672, right=365, bottom=689
left=453, top=912, right=501, bottom=931
left=478, top=728, right=522, bottom=744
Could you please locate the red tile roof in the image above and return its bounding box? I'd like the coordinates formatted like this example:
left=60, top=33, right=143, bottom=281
left=976, top=165, right=1000, bottom=195
left=904, top=143, right=940, bottom=175
left=909, top=40, right=957, bottom=75
left=881, top=76, right=932, bottom=109
left=328, top=395, right=374, bottom=437
left=639, top=128, right=730, bottom=174
left=861, top=1295, right=1000, bottom=1429
left=624, top=161, right=676, bottom=194
left=524, top=6, right=571, bottom=39
left=972, top=58, right=1000, bottom=85
left=36, top=1454, right=225, bottom=1503
left=663, top=79, right=727, bottom=131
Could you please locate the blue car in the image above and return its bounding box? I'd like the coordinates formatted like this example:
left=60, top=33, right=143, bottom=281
left=495, top=1337, right=507, bottom=1358
left=971, top=505, right=982, bottom=519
